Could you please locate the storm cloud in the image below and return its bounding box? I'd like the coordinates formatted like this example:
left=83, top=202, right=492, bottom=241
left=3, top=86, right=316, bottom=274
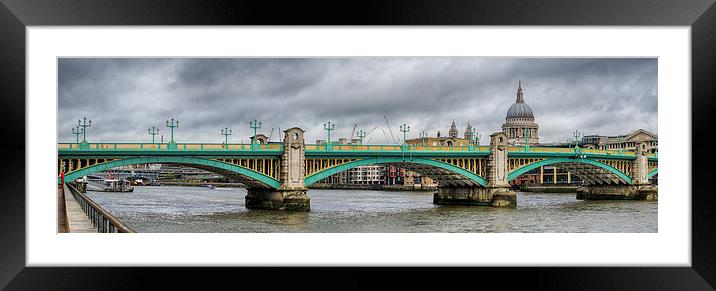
left=58, top=58, right=657, bottom=145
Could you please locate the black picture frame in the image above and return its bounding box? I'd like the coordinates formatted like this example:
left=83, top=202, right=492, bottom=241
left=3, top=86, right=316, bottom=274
left=1, top=0, right=714, bottom=289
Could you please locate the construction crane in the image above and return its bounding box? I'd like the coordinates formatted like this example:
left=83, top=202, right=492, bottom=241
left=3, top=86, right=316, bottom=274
left=384, top=115, right=397, bottom=144
left=365, top=125, right=384, bottom=144
left=350, top=124, right=357, bottom=140
left=268, top=128, right=275, bottom=141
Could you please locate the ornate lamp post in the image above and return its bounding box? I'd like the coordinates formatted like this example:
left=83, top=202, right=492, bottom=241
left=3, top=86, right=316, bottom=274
left=357, top=129, right=367, bottom=145
left=77, top=117, right=92, bottom=149
left=249, top=119, right=262, bottom=150
left=400, top=124, right=410, bottom=144
left=419, top=131, right=428, bottom=146
left=400, top=124, right=410, bottom=152
left=148, top=126, right=159, bottom=144
left=323, top=121, right=335, bottom=150
left=524, top=129, right=531, bottom=152
left=166, top=118, right=179, bottom=149
left=221, top=127, right=232, bottom=149
left=72, top=125, right=83, bottom=144
left=617, top=136, right=624, bottom=155
left=573, top=130, right=581, bottom=155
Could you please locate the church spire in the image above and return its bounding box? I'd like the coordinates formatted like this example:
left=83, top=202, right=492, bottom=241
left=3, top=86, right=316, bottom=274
left=448, top=120, right=458, bottom=138
left=516, top=80, right=524, bottom=103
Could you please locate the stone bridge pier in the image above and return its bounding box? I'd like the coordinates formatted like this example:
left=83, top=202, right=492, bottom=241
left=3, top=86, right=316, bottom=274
left=576, top=142, right=657, bottom=201
left=433, top=132, right=517, bottom=208
left=245, top=127, right=311, bottom=211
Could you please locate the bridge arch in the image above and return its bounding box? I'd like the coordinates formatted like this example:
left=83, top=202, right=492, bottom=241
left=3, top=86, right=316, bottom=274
left=507, top=157, right=633, bottom=185
left=648, top=168, right=658, bottom=178
left=304, top=157, right=487, bottom=187
left=62, top=156, right=281, bottom=189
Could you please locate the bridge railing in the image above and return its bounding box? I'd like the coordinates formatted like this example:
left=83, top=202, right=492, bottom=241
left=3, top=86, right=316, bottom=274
left=58, top=142, right=653, bottom=158
left=304, top=144, right=491, bottom=152
left=507, top=146, right=638, bottom=156
left=64, top=182, right=135, bottom=233
left=58, top=143, right=283, bottom=151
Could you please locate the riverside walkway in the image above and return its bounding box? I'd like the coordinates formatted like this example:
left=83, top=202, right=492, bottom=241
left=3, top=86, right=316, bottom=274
left=59, top=184, right=96, bottom=233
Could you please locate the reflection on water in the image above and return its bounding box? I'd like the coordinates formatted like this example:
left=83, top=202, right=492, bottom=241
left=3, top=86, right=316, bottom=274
left=85, top=186, right=657, bottom=233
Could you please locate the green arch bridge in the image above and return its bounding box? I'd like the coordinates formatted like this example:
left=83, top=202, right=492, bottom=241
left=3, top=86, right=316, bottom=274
left=59, top=129, right=657, bottom=210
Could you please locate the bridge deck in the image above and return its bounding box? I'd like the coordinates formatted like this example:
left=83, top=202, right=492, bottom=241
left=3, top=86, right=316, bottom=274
left=62, top=185, right=97, bottom=233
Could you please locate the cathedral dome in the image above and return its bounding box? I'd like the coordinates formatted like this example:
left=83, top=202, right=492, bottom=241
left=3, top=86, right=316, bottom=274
left=505, top=80, right=534, bottom=119
left=506, top=102, right=534, bottom=119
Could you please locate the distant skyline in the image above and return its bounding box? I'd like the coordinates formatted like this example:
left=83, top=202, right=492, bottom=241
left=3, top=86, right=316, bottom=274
left=58, top=58, right=657, bottom=144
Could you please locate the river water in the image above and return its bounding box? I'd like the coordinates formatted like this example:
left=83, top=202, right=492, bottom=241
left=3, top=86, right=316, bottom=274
left=85, top=186, right=657, bottom=233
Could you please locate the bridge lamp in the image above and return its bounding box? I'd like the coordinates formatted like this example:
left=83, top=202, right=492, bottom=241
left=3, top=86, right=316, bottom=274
left=469, top=128, right=477, bottom=146
left=323, top=121, right=335, bottom=149
left=221, top=127, right=232, bottom=148
left=148, top=126, right=159, bottom=144
left=78, top=117, right=92, bottom=143
left=357, top=129, right=367, bottom=145
left=166, top=118, right=179, bottom=149
left=419, top=131, right=428, bottom=146
left=400, top=124, right=410, bottom=145
left=250, top=119, right=262, bottom=150
left=72, top=125, right=83, bottom=144
left=573, top=130, right=581, bottom=147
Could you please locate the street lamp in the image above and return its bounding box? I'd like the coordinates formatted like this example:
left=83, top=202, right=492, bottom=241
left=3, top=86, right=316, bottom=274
left=419, top=131, right=428, bottom=146
left=72, top=125, right=83, bottom=144
left=524, top=129, right=531, bottom=152
left=221, top=127, right=232, bottom=149
left=166, top=118, right=179, bottom=149
left=249, top=119, right=262, bottom=150
left=148, top=126, right=159, bottom=144
left=77, top=117, right=92, bottom=143
left=475, top=132, right=481, bottom=146
left=573, top=130, right=581, bottom=154
left=357, top=129, right=367, bottom=145
left=323, top=121, right=335, bottom=150
left=399, top=124, right=410, bottom=144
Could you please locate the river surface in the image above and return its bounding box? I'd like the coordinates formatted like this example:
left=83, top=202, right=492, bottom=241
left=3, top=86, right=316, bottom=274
left=85, top=186, right=657, bottom=233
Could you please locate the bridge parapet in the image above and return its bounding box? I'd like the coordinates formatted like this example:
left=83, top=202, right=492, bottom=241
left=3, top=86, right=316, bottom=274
left=58, top=142, right=283, bottom=151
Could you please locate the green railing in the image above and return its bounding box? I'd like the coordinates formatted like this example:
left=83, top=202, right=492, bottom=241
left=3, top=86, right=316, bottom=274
left=57, top=143, right=283, bottom=151
left=57, top=142, right=652, bottom=158
left=305, top=144, right=491, bottom=152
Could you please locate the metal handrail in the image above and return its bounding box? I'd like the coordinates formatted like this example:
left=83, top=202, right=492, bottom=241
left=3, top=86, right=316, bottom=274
left=58, top=142, right=284, bottom=151
left=64, top=183, right=135, bottom=233
left=57, top=142, right=652, bottom=158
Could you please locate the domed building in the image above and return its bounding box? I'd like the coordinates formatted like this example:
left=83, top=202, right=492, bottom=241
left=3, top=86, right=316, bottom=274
left=502, top=81, right=539, bottom=145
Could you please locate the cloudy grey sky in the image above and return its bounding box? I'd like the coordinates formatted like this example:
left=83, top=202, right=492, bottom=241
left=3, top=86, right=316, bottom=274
left=58, top=58, right=657, bottom=145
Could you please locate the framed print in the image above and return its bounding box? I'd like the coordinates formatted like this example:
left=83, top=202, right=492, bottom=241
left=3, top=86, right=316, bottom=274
left=2, top=0, right=715, bottom=289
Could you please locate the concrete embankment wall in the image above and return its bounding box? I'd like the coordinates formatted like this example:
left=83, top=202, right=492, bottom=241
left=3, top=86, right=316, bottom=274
left=308, top=183, right=437, bottom=192
left=519, top=185, right=578, bottom=193
left=156, top=181, right=246, bottom=188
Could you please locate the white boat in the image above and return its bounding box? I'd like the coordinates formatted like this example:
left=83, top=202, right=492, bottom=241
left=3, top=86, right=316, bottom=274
left=84, top=175, right=134, bottom=192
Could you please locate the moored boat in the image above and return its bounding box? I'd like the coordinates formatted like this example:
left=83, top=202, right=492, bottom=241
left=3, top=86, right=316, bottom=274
left=84, top=175, right=134, bottom=192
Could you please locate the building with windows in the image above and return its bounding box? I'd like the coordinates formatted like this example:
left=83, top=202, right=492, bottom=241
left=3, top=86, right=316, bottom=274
left=581, top=129, right=658, bottom=153
left=350, top=165, right=385, bottom=185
